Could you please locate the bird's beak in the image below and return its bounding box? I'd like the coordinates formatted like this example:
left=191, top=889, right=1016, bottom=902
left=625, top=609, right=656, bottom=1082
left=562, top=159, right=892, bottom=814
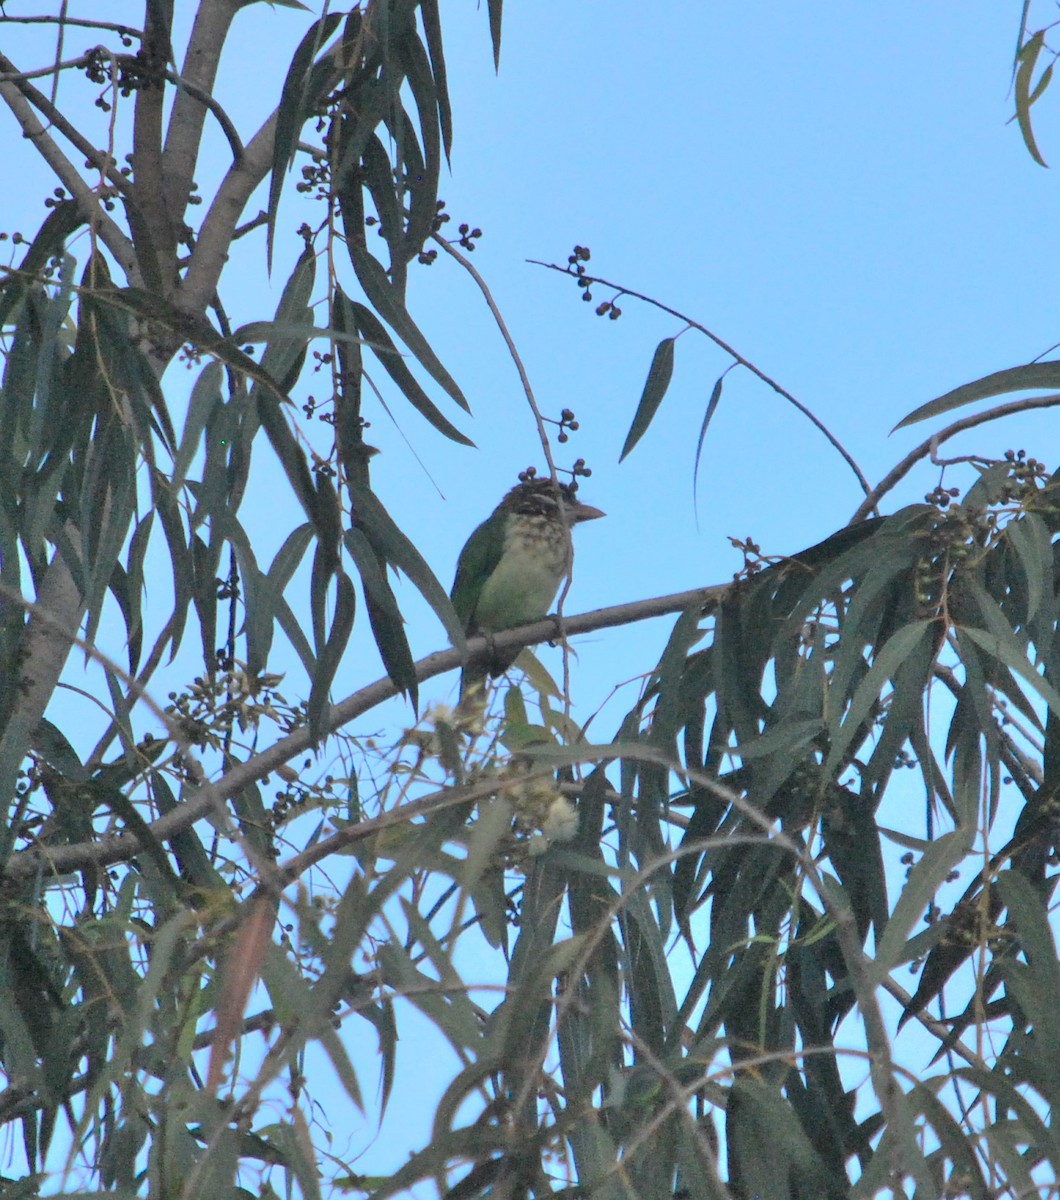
left=570, top=502, right=605, bottom=524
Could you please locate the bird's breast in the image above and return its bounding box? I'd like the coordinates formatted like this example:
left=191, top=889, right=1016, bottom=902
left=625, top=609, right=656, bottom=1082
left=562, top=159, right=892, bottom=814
left=472, top=515, right=572, bottom=632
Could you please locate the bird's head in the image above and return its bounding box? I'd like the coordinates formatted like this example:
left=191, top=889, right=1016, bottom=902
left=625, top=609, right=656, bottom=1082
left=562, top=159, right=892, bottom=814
left=500, top=478, right=605, bottom=526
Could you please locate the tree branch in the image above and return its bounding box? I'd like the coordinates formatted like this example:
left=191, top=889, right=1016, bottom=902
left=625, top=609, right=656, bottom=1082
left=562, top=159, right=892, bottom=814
left=178, top=110, right=277, bottom=315
left=0, top=15, right=143, bottom=41
left=0, top=50, right=132, bottom=195
left=0, top=54, right=137, bottom=278
left=531, top=257, right=873, bottom=502
left=849, top=391, right=1060, bottom=523
left=163, top=0, right=242, bottom=229
left=2, top=583, right=726, bottom=882
left=131, top=8, right=177, bottom=293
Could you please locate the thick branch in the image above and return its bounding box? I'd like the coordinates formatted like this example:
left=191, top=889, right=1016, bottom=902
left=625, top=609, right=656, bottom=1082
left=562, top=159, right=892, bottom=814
left=163, top=0, right=242, bottom=229
left=178, top=110, right=277, bottom=315
left=131, top=8, right=177, bottom=293
left=3, top=584, right=725, bottom=882
left=0, top=554, right=88, bottom=855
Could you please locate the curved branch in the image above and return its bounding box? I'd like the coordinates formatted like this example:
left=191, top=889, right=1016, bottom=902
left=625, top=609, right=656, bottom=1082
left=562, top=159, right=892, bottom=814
left=531, top=258, right=873, bottom=502
left=849, top=391, right=1060, bottom=523
left=178, top=109, right=278, bottom=315
left=3, top=583, right=726, bottom=882
left=166, top=68, right=244, bottom=163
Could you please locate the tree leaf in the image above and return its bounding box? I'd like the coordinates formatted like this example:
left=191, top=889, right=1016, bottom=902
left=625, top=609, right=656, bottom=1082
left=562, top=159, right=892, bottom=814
left=619, top=336, right=675, bottom=462
left=348, top=482, right=466, bottom=652
left=349, top=302, right=473, bottom=445
left=307, top=570, right=356, bottom=744
left=893, top=360, right=1060, bottom=429
left=1014, top=30, right=1049, bottom=167
left=346, top=237, right=470, bottom=412
left=487, top=0, right=503, bottom=69
left=873, top=828, right=972, bottom=977
left=692, top=371, right=725, bottom=514
left=266, top=13, right=343, bottom=269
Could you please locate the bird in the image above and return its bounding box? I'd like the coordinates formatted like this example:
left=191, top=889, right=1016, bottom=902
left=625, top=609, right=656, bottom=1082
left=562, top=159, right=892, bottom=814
left=450, top=477, right=605, bottom=696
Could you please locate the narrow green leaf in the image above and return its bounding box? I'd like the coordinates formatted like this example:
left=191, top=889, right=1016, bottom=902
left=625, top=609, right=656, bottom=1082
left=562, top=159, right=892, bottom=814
left=620, top=336, right=675, bottom=461
left=308, top=572, right=356, bottom=744
left=487, top=0, right=503, bottom=69
left=960, top=622, right=1060, bottom=717
left=997, top=869, right=1060, bottom=990
left=824, top=620, right=932, bottom=777
left=343, top=527, right=418, bottom=706
left=347, top=241, right=469, bottom=412
left=692, top=371, right=725, bottom=513
left=1014, top=31, right=1049, bottom=167
left=419, top=0, right=453, bottom=160
left=348, top=483, right=466, bottom=652
left=873, top=829, right=972, bottom=976
left=398, top=31, right=442, bottom=255
left=0, top=200, right=83, bottom=331
left=893, top=360, right=1060, bottom=429
left=1005, top=512, right=1051, bottom=625
left=267, top=13, right=343, bottom=269
left=349, top=302, right=473, bottom=445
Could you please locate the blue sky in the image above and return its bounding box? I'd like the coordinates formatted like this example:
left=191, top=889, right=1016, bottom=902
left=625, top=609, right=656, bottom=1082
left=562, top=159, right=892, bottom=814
left=3, top=0, right=1060, bottom=1190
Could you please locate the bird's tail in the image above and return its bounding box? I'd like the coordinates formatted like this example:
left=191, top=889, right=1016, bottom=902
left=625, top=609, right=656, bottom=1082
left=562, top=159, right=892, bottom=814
left=459, top=663, right=489, bottom=702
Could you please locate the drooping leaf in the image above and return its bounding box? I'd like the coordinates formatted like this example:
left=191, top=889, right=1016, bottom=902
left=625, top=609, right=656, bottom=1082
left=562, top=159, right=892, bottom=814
left=267, top=12, right=343, bottom=269
left=692, top=371, right=726, bottom=514
left=487, top=0, right=503, bottom=69
left=1014, top=30, right=1049, bottom=167
left=349, top=302, right=473, bottom=445
left=343, top=527, right=418, bottom=707
left=619, top=336, right=676, bottom=462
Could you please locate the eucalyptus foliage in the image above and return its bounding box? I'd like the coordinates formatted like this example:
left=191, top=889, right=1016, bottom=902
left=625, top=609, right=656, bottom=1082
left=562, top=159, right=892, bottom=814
left=0, top=5, right=1059, bottom=1200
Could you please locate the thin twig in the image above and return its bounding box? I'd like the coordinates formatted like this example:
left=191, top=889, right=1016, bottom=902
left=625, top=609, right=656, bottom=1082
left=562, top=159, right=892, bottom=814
left=0, top=15, right=143, bottom=40
left=165, top=66, right=244, bottom=162
left=434, top=233, right=557, bottom=479
left=849, top=391, right=1060, bottom=523
left=530, top=257, right=873, bottom=502
left=0, top=52, right=91, bottom=83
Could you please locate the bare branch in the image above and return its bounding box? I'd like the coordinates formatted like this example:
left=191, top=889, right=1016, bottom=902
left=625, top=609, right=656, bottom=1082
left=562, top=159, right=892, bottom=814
left=531, top=257, right=874, bottom=503
left=168, top=68, right=244, bottom=162
left=0, top=52, right=98, bottom=83
left=849, top=391, right=1060, bottom=523
left=131, top=9, right=178, bottom=292
left=0, top=15, right=143, bottom=41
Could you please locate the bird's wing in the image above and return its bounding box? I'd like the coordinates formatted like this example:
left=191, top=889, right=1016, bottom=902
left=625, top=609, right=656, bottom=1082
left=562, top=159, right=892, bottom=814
left=450, top=512, right=507, bottom=629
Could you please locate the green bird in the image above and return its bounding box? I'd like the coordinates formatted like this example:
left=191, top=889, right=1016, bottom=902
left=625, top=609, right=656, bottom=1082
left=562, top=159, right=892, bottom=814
left=451, top=478, right=605, bottom=695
